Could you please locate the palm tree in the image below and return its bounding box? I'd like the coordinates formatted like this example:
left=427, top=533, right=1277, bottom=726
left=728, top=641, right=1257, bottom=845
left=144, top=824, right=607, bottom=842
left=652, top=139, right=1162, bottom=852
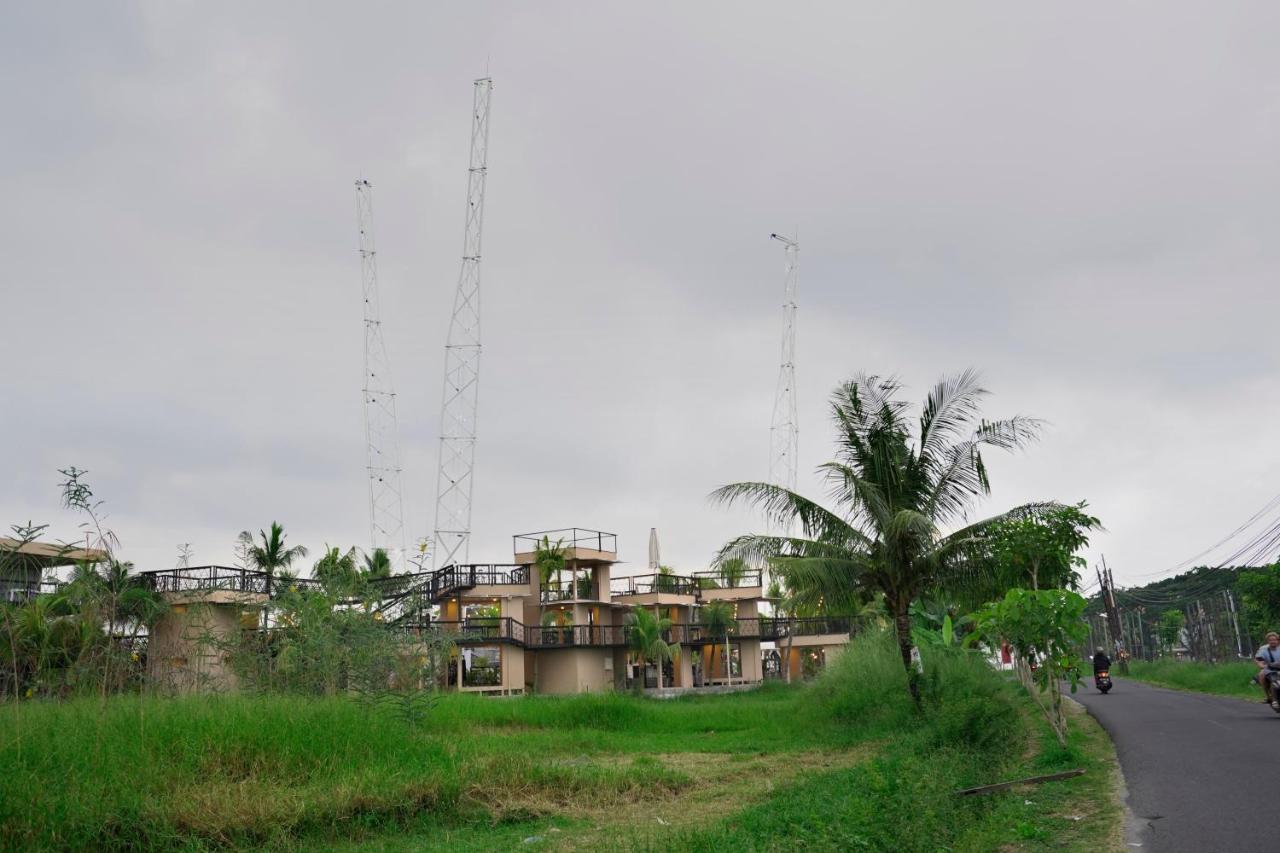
left=718, top=557, right=748, bottom=589
left=534, top=536, right=567, bottom=598
left=627, top=606, right=678, bottom=691
left=362, top=547, right=394, bottom=580
left=242, top=522, right=308, bottom=591
left=313, top=545, right=359, bottom=596
left=699, top=600, right=736, bottom=686
left=712, top=371, right=1040, bottom=702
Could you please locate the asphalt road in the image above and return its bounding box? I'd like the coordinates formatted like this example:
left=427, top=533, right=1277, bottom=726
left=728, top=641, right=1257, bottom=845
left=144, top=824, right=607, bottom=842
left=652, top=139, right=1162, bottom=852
left=1072, top=677, right=1277, bottom=852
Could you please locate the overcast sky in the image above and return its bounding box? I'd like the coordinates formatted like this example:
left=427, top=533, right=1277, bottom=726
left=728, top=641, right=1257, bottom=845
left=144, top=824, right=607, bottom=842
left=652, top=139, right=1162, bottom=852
left=4, top=3, right=1280, bottom=587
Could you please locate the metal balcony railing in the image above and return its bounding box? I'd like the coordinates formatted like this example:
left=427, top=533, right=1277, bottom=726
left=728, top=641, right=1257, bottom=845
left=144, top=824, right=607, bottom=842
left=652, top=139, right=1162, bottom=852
left=766, top=616, right=856, bottom=638
left=141, top=566, right=270, bottom=594
left=691, top=570, right=764, bottom=590
left=512, top=528, right=618, bottom=555
left=527, top=623, right=629, bottom=648
left=611, top=573, right=700, bottom=597
left=426, top=617, right=526, bottom=645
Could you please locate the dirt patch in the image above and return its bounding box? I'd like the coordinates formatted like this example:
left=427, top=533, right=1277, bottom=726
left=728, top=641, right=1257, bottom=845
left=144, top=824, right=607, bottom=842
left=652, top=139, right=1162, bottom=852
left=466, top=747, right=876, bottom=849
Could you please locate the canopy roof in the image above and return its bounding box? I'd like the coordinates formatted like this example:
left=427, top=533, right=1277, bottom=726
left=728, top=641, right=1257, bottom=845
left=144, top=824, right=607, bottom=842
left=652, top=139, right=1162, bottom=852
left=0, top=538, right=109, bottom=572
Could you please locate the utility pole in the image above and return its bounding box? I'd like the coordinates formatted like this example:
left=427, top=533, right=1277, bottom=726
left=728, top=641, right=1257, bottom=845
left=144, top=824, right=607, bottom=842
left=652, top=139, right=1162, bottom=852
left=1226, top=588, right=1245, bottom=657
left=356, top=179, right=407, bottom=569
left=1099, top=556, right=1128, bottom=673
left=433, top=77, right=493, bottom=569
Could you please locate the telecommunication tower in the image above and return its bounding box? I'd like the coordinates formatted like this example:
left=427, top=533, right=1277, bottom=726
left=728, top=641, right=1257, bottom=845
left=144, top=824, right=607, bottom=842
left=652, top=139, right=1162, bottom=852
left=769, top=233, right=799, bottom=494
left=433, top=77, right=493, bottom=568
left=356, top=179, right=407, bottom=567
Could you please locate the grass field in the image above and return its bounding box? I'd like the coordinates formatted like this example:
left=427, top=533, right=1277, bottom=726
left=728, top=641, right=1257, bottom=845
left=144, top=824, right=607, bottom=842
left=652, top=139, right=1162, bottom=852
left=0, top=633, right=1122, bottom=851
left=1122, top=659, right=1261, bottom=700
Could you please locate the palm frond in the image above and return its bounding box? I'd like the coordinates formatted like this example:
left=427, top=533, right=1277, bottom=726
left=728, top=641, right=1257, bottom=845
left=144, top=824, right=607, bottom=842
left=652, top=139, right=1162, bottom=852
left=709, top=482, right=865, bottom=545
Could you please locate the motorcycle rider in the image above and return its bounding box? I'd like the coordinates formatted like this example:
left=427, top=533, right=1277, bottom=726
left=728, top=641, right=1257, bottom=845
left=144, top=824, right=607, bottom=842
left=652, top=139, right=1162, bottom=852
left=1255, top=631, right=1280, bottom=709
left=1092, top=647, right=1111, bottom=675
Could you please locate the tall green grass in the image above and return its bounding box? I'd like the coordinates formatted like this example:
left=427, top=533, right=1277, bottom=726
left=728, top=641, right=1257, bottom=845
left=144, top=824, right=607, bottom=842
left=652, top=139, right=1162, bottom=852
left=658, top=632, right=1030, bottom=851
left=0, top=632, right=1115, bottom=851
left=1124, top=658, right=1261, bottom=700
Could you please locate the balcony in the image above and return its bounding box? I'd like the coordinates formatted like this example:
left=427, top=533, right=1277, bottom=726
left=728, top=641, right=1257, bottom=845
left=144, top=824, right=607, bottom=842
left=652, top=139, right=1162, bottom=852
left=422, top=563, right=530, bottom=602
left=611, top=573, right=700, bottom=598
left=527, top=623, right=629, bottom=648
left=142, top=566, right=270, bottom=595
left=691, top=570, right=764, bottom=590
left=513, top=528, right=617, bottom=562
left=423, top=617, right=527, bottom=646
left=765, top=616, right=856, bottom=639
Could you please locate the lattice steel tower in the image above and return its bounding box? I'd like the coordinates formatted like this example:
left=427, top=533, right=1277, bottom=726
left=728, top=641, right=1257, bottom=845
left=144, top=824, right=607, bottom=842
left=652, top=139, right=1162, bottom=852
left=769, top=233, right=799, bottom=493
left=433, top=77, right=493, bottom=568
left=356, top=179, right=407, bottom=568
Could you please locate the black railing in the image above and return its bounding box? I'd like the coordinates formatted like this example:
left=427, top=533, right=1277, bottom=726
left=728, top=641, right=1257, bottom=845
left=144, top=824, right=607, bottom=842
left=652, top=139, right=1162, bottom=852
left=142, top=566, right=270, bottom=594
left=684, top=618, right=763, bottom=643
left=513, top=528, right=617, bottom=555
left=528, top=623, right=629, bottom=648
left=766, top=616, right=855, bottom=638
left=423, top=564, right=530, bottom=601
left=427, top=617, right=526, bottom=645
left=1, top=579, right=63, bottom=603
left=692, top=570, right=764, bottom=590
left=539, top=576, right=597, bottom=602
left=611, top=573, right=700, bottom=597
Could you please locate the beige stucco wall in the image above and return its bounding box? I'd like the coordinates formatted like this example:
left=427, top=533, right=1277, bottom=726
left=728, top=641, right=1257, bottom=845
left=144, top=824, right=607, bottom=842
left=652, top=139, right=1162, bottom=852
left=148, top=600, right=248, bottom=693
left=535, top=647, right=615, bottom=694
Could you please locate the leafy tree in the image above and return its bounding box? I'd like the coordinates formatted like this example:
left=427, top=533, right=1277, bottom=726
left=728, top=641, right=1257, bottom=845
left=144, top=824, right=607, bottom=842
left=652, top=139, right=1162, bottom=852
left=1237, top=564, right=1280, bottom=642
left=1157, top=609, right=1186, bottom=653
left=970, top=587, right=1087, bottom=746
left=699, top=599, right=736, bottom=686
left=627, top=606, right=678, bottom=690
left=712, top=371, right=1041, bottom=702
left=981, top=502, right=1101, bottom=592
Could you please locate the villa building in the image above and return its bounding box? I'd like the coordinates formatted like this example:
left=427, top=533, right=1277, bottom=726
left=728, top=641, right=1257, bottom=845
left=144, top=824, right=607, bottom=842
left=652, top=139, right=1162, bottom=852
left=138, top=527, right=857, bottom=696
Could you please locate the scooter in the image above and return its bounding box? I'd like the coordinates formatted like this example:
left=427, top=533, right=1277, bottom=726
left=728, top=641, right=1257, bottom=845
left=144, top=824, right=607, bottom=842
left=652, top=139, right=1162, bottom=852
left=1264, top=670, right=1280, bottom=713
left=1094, top=669, right=1112, bottom=694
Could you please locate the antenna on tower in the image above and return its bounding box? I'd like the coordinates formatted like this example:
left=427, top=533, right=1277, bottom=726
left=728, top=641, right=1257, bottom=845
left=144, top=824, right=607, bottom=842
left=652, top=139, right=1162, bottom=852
left=433, top=77, right=493, bottom=568
left=356, top=178, right=407, bottom=569
left=768, top=233, right=799, bottom=496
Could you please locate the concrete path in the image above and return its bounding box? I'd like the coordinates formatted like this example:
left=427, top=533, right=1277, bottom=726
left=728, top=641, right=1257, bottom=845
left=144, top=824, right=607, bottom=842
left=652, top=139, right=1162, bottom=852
left=1072, top=677, right=1277, bottom=852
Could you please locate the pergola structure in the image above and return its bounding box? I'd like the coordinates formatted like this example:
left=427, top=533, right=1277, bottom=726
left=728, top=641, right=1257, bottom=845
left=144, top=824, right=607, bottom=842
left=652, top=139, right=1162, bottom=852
left=0, top=537, right=109, bottom=602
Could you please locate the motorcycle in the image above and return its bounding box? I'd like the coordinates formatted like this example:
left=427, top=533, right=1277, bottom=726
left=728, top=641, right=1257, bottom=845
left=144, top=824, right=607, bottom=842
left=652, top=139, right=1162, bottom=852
left=1265, top=670, right=1280, bottom=713
left=1094, top=669, right=1112, bottom=694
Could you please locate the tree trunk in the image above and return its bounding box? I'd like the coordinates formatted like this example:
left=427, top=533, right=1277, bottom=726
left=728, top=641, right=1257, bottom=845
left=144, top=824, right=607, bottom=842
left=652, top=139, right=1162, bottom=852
left=893, top=600, right=921, bottom=706
left=725, top=634, right=732, bottom=687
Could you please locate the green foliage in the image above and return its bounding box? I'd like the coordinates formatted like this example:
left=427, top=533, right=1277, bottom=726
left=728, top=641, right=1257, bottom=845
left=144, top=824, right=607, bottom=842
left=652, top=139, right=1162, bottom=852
left=1124, top=658, right=1260, bottom=700
left=241, top=521, right=309, bottom=580
left=713, top=370, right=1042, bottom=701
left=1236, top=564, right=1280, bottom=641
left=980, top=501, right=1101, bottom=593
left=627, top=606, right=679, bottom=689
left=970, top=588, right=1087, bottom=745
left=533, top=536, right=566, bottom=587
left=1158, top=608, right=1186, bottom=649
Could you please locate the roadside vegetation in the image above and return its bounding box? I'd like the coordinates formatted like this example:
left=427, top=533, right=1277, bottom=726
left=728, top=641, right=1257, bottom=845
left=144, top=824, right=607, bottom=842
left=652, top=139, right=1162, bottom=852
left=1122, top=659, right=1260, bottom=700
left=0, top=631, right=1121, bottom=851
left=0, top=371, right=1127, bottom=850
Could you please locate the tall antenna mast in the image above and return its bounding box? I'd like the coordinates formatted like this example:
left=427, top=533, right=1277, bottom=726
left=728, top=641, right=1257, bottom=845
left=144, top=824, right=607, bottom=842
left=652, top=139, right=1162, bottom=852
left=769, top=233, right=799, bottom=495
left=433, top=77, right=493, bottom=568
left=356, top=179, right=407, bottom=568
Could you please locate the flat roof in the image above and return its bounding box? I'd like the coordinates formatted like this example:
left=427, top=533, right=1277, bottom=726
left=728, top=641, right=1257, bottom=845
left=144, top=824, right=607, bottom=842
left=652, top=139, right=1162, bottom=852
left=0, top=537, right=110, bottom=570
